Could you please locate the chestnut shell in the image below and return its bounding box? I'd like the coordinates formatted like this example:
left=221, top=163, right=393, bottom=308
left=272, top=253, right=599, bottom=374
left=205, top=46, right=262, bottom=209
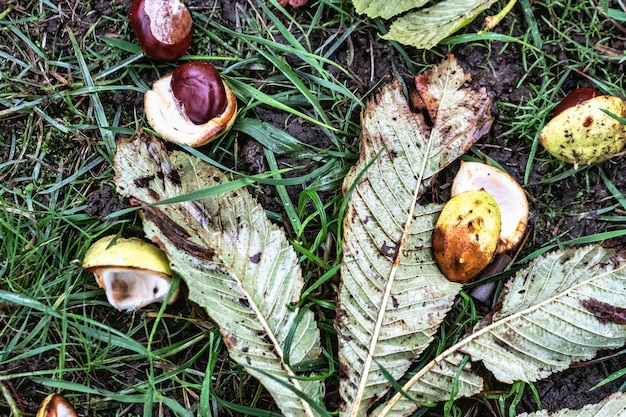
left=171, top=61, right=228, bottom=125
left=553, top=87, right=600, bottom=116
left=144, top=71, right=237, bottom=147
left=129, top=0, right=193, bottom=61
left=432, top=190, right=501, bottom=283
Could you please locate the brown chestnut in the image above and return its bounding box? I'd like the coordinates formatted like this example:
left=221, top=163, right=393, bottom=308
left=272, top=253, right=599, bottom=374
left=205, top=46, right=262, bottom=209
left=144, top=61, right=238, bottom=147
left=36, top=394, right=78, bottom=417
left=171, top=61, right=227, bottom=125
left=553, top=87, right=600, bottom=116
left=129, top=0, right=193, bottom=61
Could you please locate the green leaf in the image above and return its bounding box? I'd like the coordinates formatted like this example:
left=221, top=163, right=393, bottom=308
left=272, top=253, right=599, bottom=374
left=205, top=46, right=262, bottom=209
left=381, top=0, right=498, bottom=49
left=377, top=245, right=626, bottom=416
left=351, top=0, right=500, bottom=48
left=114, top=136, right=323, bottom=417
left=352, top=0, right=430, bottom=20
left=336, top=55, right=493, bottom=416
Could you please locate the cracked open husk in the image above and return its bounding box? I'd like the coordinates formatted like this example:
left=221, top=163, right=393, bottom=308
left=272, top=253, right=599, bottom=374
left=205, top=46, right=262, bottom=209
left=432, top=190, right=502, bottom=283
left=451, top=161, right=529, bottom=253
left=82, top=235, right=178, bottom=311
left=144, top=72, right=237, bottom=147
left=36, top=394, right=78, bottom=417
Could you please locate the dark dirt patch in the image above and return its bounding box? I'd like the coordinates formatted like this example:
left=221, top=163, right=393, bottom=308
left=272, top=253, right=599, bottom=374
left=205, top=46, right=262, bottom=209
left=517, top=355, right=626, bottom=413
left=85, top=185, right=126, bottom=220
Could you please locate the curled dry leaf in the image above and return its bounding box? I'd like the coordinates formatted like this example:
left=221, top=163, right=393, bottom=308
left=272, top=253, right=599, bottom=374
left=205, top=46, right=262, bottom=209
left=336, top=54, right=492, bottom=416
left=114, top=135, right=322, bottom=417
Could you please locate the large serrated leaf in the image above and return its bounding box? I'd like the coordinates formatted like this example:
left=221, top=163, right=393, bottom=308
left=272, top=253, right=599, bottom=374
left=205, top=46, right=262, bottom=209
left=114, top=136, right=323, bottom=417
left=351, top=0, right=430, bottom=20
left=518, top=392, right=626, bottom=417
left=461, top=245, right=626, bottom=383
left=376, top=245, right=626, bottom=416
left=382, top=0, right=498, bottom=49
left=336, top=55, right=492, bottom=417
left=373, top=352, right=483, bottom=417
left=351, top=0, right=498, bottom=49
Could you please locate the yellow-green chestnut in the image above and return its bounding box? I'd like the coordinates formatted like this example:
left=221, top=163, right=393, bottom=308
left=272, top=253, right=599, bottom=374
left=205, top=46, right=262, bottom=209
left=451, top=161, right=528, bottom=254
left=539, top=90, right=626, bottom=168
left=432, top=190, right=501, bottom=283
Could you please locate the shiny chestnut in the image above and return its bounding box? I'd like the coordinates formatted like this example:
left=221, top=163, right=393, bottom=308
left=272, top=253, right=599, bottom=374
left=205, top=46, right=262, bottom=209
left=129, top=0, right=193, bottom=61
left=144, top=61, right=238, bottom=147
left=553, top=87, right=600, bottom=116
left=171, top=61, right=228, bottom=125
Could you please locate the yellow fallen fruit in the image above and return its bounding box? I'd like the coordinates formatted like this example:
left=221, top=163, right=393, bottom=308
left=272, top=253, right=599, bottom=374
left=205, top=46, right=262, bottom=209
left=36, top=394, right=77, bottom=417
left=432, top=190, right=501, bottom=283
left=539, top=94, right=626, bottom=167
left=82, top=235, right=178, bottom=311
left=451, top=161, right=528, bottom=254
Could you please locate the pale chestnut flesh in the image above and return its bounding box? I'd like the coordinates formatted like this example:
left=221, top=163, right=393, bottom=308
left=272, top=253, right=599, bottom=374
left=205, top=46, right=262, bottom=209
left=432, top=190, right=501, bottom=283
left=91, top=267, right=176, bottom=311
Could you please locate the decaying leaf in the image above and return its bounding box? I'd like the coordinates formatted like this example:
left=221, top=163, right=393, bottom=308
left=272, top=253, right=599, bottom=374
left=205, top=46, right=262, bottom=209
left=517, top=392, right=626, bottom=417
left=336, top=54, right=492, bottom=416
left=461, top=245, right=626, bottom=383
left=377, top=245, right=626, bottom=416
left=114, top=135, right=323, bottom=417
left=351, top=0, right=499, bottom=49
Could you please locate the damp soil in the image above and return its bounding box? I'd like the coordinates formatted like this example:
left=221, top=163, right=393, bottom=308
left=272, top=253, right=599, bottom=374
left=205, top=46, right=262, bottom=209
left=2, top=0, right=626, bottom=416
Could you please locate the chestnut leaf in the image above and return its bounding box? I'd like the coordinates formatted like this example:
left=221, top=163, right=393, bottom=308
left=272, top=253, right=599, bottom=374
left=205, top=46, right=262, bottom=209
left=336, top=54, right=492, bottom=416
left=376, top=245, right=626, bottom=416
left=114, top=135, right=323, bottom=417
left=351, top=0, right=499, bottom=49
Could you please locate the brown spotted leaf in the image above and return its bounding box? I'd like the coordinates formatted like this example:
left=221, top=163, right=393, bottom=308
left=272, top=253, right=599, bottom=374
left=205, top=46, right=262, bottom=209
left=376, top=245, right=626, bottom=416
left=114, top=135, right=322, bottom=417
left=336, top=54, right=492, bottom=417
